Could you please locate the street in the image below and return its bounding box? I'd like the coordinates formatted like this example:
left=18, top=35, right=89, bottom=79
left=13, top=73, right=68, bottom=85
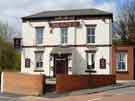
left=1, top=85, right=135, bottom=101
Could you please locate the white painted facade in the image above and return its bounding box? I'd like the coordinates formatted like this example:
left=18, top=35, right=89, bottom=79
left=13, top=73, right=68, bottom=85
left=21, top=14, right=112, bottom=76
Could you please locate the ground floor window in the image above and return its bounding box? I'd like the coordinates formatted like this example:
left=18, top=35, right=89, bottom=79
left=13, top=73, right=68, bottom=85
left=116, top=52, right=128, bottom=71
left=86, top=52, right=95, bottom=69
left=35, top=51, right=44, bottom=69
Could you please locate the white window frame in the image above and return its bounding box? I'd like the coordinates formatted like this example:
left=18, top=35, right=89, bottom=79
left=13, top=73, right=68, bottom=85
left=86, top=26, right=96, bottom=44
left=35, top=27, right=44, bottom=44
left=60, top=27, right=68, bottom=44
left=116, top=52, right=128, bottom=72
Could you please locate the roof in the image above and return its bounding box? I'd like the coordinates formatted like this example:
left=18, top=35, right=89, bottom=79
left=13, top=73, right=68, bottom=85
left=22, top=8, right=113, bottom=21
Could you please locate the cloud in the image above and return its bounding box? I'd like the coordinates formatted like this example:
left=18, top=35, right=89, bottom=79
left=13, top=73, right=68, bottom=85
left=95, top=1, right=116, bottom=19
left=0, top=0, right=116, bottom=37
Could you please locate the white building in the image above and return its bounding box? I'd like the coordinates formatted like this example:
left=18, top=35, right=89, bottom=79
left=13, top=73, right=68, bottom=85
left=21, top=9, right=113, bottom=77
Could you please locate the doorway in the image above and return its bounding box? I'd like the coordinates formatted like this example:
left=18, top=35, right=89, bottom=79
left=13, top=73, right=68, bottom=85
left=53, top=54, right=70, bottom=77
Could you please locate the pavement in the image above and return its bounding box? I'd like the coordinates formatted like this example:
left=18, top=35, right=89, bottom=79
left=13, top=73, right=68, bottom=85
left=1, top=80, right=135, bottom=101
left=44, top=80, right=135, bottom=98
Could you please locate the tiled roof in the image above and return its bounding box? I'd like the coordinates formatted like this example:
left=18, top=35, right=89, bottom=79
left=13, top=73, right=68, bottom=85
left=22, top=8, right=112, bottom=20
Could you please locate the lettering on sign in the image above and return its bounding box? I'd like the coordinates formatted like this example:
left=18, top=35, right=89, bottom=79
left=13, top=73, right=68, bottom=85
left=49, top=22, right=80, bottom=28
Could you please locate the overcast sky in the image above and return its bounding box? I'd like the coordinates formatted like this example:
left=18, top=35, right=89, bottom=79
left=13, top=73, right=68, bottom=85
left=0, top=0, right=127, bottom=37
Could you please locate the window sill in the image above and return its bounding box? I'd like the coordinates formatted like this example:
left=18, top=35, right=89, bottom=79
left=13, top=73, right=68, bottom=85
left=116, top=71, right=128, bottom=73
left=85, top=69, right=96, bottom=73
left=35, top=43, right=44, bottom=46
left=59, top=43, right=69, bottom=46
left=34, top=69, right=44, bottom=72
left=86, top=43, right=95, bottom=45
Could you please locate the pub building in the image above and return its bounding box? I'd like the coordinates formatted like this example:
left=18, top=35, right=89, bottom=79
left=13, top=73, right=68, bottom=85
left=21, top=9, right=113, bottom=77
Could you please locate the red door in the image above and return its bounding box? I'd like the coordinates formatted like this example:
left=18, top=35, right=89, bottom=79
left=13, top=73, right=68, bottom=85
left=54, top=57, right=68, bottom=76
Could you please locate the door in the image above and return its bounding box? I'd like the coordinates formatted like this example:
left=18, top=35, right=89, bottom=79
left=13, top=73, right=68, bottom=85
left=54, top=56, right=68, bottom=76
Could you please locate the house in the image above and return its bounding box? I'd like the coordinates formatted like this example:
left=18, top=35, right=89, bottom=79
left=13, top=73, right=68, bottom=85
left=21, top=9, right=113, bottom=77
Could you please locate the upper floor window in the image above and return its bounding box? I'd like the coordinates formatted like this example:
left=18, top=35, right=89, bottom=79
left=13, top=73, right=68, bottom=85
left=35, top=51, right=44, bottom=69
left=86, top=25, right=96, bottom=43
left=61, top=27, right=68, bottom=44
left=35, top=27, right=44, bottom=44
left=116, top=52, right=127, bottom=72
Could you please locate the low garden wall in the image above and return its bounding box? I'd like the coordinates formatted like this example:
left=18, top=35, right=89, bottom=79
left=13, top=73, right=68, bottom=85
left=56, top=74, right=116, bottom=93
left=1, top=72, right=45, bottom=96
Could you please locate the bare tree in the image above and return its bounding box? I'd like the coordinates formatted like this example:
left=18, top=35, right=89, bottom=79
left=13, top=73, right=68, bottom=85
left=0, top=20, right=15, bottom=41
left=115, top=0, right=135, bottom=41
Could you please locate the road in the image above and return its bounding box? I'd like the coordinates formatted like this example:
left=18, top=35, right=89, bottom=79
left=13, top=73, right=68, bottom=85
left=1, top=86, right=135, bottom=101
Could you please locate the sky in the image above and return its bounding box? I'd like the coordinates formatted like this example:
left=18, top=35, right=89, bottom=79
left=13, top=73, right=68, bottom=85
left=0, top=0, right=128, bottom=37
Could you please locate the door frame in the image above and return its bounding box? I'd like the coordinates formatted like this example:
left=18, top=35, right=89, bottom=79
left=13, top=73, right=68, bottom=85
left=51, top=53, right=71, bottom=77
left=54, top=57, right=67, bottom=75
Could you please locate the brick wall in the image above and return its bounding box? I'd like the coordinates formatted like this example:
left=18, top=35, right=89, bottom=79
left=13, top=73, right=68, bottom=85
left=112, top=45, right=134, bottom=80
left=1, top=72, right=45, bottom=96
left=56, top=74, right=116, bottom=93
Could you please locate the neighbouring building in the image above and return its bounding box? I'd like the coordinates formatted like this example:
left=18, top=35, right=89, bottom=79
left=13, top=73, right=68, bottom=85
left=112, top=44, right=135, bottom=80
left=21, top=9, right=113, bottom=77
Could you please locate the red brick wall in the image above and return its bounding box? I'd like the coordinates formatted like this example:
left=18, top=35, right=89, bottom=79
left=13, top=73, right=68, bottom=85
left=112, top=45, right=134, bottom=80
left=2, top=72, right=45, bottom=96
left=56, top=74, right=116, bottom=93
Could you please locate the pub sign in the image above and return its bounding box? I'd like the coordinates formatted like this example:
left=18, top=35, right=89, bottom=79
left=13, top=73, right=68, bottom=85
left=100, top=58, right=106, bottom=69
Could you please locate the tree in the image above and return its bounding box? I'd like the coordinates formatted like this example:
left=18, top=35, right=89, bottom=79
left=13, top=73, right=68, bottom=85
left=114, top=0, right=135, bottom=41
left=0, top=36, right=21, bottom=71
left=0, top=20, right=21, bottom=72
left=0, top=20, right=16, bottom=42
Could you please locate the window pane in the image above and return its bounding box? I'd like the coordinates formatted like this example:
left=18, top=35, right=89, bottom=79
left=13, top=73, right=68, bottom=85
left=90, top=36, right=95, bottom=43
left=87, top=36, right=90, bottom=43
left=36, top=27, right=44, bottom=44
left=91, top=28, right=95, bottom=35
left=121, top=62, right=125, bottom=69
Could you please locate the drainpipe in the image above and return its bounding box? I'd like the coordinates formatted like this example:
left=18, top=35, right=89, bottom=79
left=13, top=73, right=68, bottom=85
left=74, top=17, right=77, bottom=45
